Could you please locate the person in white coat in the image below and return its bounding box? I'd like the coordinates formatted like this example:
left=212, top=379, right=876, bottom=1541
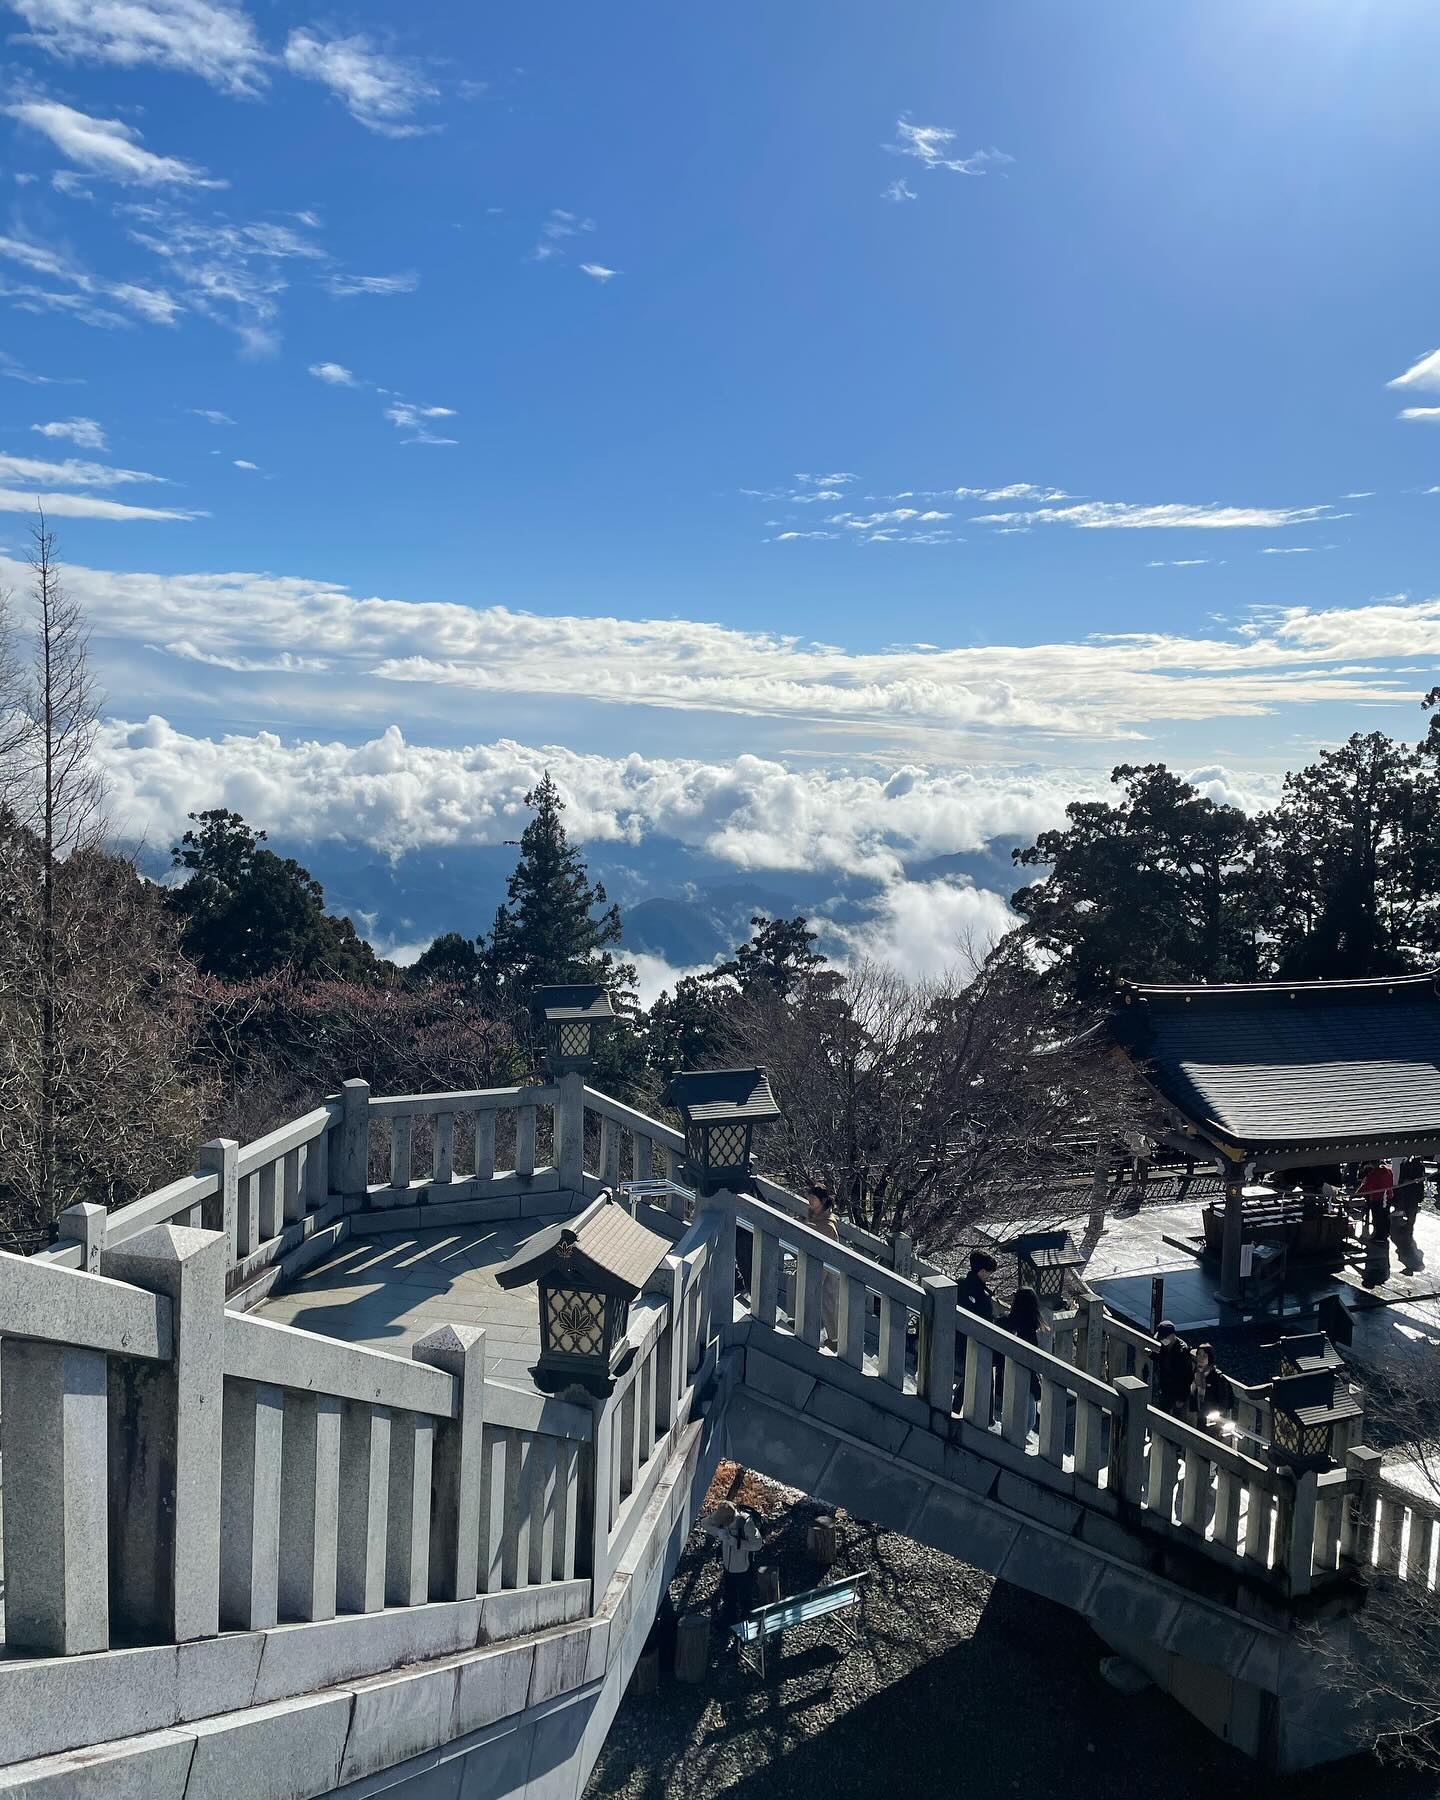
left=704, top=1500, right=762, bottom=1626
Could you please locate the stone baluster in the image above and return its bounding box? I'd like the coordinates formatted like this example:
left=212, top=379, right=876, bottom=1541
left=1281, top=1468, right=1320, bottom=1596
left=961, top=1337, right=994, bottom=1429
left=751, top=1227, right=783, bottom=1329
left=433, top=1113, right=455, bottom=1184
left=839, top=1274, right=868, bottom=1369
left=478, top=1425, right=509, bottom=1593
left=219, top=1378, right=284, bottom=1629
left=516, top=1105, right=537, bottom=1181
left=1038, top=1375, right=1068, bottom=1466
left=1376, top=1489, right=1405, bottom=1574
left=920, top=1276, right=957, bottom=1415
left=278, top=1391, right=342, bottom=1621
left=1, top=1333, right=110, bottom=1653
left=644, top=1255, right=682, bottom=1433
left=235, top=1172, right=260, bottom=1259
left=1244, top=1477, right=1274, bottom=1569
left=1180, top=1444, right=1213, bottom=1535
left=877, top=1292, right=907, bottom=1389
left=336, top=1078, right=371, bottom=1203
left=1214, top=1467, right=1243, bottom=1554
left=103, top=1223, right=227, bottom=1643
left=1148, top=1428, right=1181, bottom=1525
left=257, top=1161, right=283, bottom=1241
left=336, top=1402, right=391, bottom=1612
left=305, top=1128, right=328, bottom=1212
left=390, top=1116, right=413, bottom=1192
left=1313, top=1481, right=1347, bottom=1579
left=794, top=1246, right=826, bottom=1351
left=282, top=1145, right=305, bottom=1225
left=413, top=1323, right=485, bottom=1601
left=476, top=1110, right=497, bottom=1184
left=199, top=1138, right=239, bottom=1266
left=556, top=1071, right=585, bottom=1193
left=54, top=1199, right=106, bottom=1273
left=557, top=1439, right=581, bottom=1579
left=999, top=1353, right=1030, bottom=1445
left=1405, top=1509, right=1435, bottom=1587
left=532, top=1436, right=559, bottom=1584
left=386, top=1412, right=434, bottom=1606
left=1109, top=1375, right=1149, bottom=1507
left=1074, top=1397, right=1106, bottom=1486
left=635, top=1134, right=653, bottom=1183
left=507, top=1431, right=538, bottom=1590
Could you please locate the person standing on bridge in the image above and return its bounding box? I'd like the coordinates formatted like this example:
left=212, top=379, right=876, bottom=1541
left=807, top=1183, right=841, bottom=1352
left=1153, top=1321, right=1195, bottom=1416
left=954, top=1250, right=999, bottom=1415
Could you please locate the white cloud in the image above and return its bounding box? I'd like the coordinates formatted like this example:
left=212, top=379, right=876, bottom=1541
left=0, top=487, right=196, bottom=520
left=882, top=179, right=917, bottom=203
left=308, top=360, right=355, bottom=384
left=531, top=209, right=600, bottom=265
left=22, top=551, right=1440, bottom=746
left=630, top=951, right=714, bottom=1008
left=1, top=351, right=81, bottom=384
left=383, top=400, right=457, bottom=445
left=1260, top=545, right=1320, bottom=555
left=580, top=263, right=618, bottom=282
left=123, top=203, right=327, bottom=348
left=233, top=458, right=258, bottom=470
left=1147, top=558, right=1210, bottom=567
left=1398, top=407, right=1440, bottom=422
left=9, top=0, right=270, bottom=96
left=828, top=878, right=1014, bottom=981
left=0, top=450, right=166, bottom=487
left=886, top=118, right=1012, bottom=178
left=1343, top=491, right=1375, bottom=500
left=283, top=27, right=438, bottom=137
left=187, top=407, right=233, bottom=424
left=1387, top=349, right=1440, bottom=392
left=7, top=101, right=223, bottom=188
left=325, top=271, right=418, bottom=297
left=31, top=415, right=105, bottom=449
left=971, top=498, right=1340, bottom=530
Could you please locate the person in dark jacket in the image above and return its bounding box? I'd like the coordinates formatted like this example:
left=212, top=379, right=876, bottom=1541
left=996, top=1286, right=1044, bottom=1431
left=953, top=1250, right=998, bottom=1409
left=1189, top=1343, right=1234, bottom=1427
left=1153, top=1320, right=1195, bottom=1415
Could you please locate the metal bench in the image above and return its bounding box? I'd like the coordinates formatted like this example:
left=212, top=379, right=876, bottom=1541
left=731, top=1572, right=870, bottom=1676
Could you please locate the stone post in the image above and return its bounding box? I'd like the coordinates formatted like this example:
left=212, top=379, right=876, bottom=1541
left=1341, top=1445, right=1383, bottom=1564
left=336, top=1078, right=372, bottom=1204
left=103, top=1224, right=227, bottom=1643
left=920, top=1275, right=957, bottom=1419
left=643, top=1254, right=684, bottom=1434
left=198, top=1139, right=239, bottom=1269
left=1110, top=1374, right=1150, bottom=1508
left=413, top=1323, right=486, bottom=1601
left=697, top=1187, right=739, bottom=1351
left=556, top=1070, right=585, bottom=1196
left=54, top=1200, right=107, bottom=1272
left=1, top=1337, right=110, bottom=1653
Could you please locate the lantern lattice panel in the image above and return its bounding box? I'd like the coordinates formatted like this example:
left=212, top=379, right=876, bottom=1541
left=558, top=1021, right=591, bottom=1057
left=546, top=1287, right=606, bottom=1357
left=706, top=1121, right=749, bottom=1166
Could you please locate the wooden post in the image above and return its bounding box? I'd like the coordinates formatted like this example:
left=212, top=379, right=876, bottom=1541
left=674, top=1613, right=709, bottom=1683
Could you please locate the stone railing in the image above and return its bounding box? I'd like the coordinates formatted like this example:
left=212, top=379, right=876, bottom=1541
left=1346, top=1449, right=1440, bottom=1591
left=720, top=1187, right=1356, bottom=1599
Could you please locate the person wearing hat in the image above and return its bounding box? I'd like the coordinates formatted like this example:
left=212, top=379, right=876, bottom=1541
left=704, top=1500, right=763, bottom=1628
left=1153, top=1320, right=1195, bottom=1417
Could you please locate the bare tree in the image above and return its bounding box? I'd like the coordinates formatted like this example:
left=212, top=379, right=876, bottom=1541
left=721, top=939, right=1146, bottom=1255
left=17, top=516, right=104, bottom=1221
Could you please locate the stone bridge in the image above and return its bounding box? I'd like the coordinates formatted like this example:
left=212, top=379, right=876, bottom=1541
left=0, top=1076, right=1425, bottom=1797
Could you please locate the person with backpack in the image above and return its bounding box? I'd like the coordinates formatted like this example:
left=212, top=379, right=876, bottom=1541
left=1153, top=1319, right=1195, bottom=1416
left=704, top=1501, right=763, bottom=1629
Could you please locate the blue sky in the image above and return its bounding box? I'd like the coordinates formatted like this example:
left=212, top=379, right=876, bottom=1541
left=4, top=0, right=1440, bottom=971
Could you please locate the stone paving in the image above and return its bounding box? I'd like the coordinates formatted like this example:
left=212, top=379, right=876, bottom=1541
left=254, top=1216, right=554, bottom=1388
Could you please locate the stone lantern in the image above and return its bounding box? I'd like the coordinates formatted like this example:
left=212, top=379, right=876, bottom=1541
left=1004, top=1229, right=1085, bottom=1303
left=1268, top=1369, right=1363, bottom=1472
left=1276, top=1333, right=1345, bottom=1379
left=660, top=1067, right=781, bottom=1196
left=493, top=1197, right=670, bottom=1397
left=531, top=984, right=616, bottom=1077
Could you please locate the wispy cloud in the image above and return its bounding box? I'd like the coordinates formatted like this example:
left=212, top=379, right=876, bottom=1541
left=580, top=262, right=618, bottom=283
left=530, top=208, right=605, bottom=267
left=970, top=498, right=1341, bottom=531
left=1343, top=490, right=1375, bottom=499
left=882, top=179, right=917, bottom=203
left=308, top=359, right=355, bottom=384
left=0, top=486, right=197, bottom=520
left=1398, top=407, right=1440, bottom=422
left=325, top=270, right=418, bottom=297
left=31, top=415, right=105, bottom=449
left=1147, top=558, right=1211, bottom=568
left=885, top=118, right=1012, bottom=179
left=7, top=100, right=224, bottom=188
left=233, top=458, right=258, bottom=470
left=0, top=350, right=80, bottom=384
left=1388, top=348, right=1440, bottom=392
left=283, top=27, right=438, bottom=137
left=123, top=202, right=326, bottom=349
left=9, top=0, right=270, bottom=97
left=187, top=406, right=232, bottom=423
left=383, top=400, right=457, bottom=445
left=0, top=449, right=165, bottom=487
left=0, top=228, right=182, bottom=329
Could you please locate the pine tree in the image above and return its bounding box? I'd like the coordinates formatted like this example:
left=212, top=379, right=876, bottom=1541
left=483, top=774, right=635, bottom=1009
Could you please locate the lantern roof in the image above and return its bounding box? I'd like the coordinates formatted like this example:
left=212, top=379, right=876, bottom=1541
left=661, top=1066, right=781, bottom=1125
left=1276, top=1332, right=1345, bottom=1373
left=1002, top=1229, right=1085, bottom=1270
left=1269, top=1369, right=1363, bottom=1427
left=493, top=1197, right=669, bottom=1299
left=531, top=984, right=617, bottom=1024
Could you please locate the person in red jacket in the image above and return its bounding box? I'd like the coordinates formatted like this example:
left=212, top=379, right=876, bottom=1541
left=1355, top=1162, right=1394, bottom=1239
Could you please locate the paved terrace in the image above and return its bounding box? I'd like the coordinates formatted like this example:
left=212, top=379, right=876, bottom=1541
left=0, top=1072, right=1434, bottom=1798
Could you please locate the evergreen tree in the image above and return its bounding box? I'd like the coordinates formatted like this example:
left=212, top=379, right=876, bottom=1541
left=709, top=913, right=833, bottom=1000
left=169, top=809, right=383, bottom=982
left=410, top=930, right=485, bottom=987
left=482, top=774, right=634, bottom=1007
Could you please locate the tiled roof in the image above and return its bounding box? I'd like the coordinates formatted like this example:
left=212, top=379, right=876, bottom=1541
left=530, top=984, right=616, bottom=1021
left=660, top=1067, right=781, bottom=1123
left=1112, top=972, right=1440, bottom=1159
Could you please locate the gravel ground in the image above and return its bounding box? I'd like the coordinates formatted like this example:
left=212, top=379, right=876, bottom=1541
left=584, top=1463, right=1434, bottom=1800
